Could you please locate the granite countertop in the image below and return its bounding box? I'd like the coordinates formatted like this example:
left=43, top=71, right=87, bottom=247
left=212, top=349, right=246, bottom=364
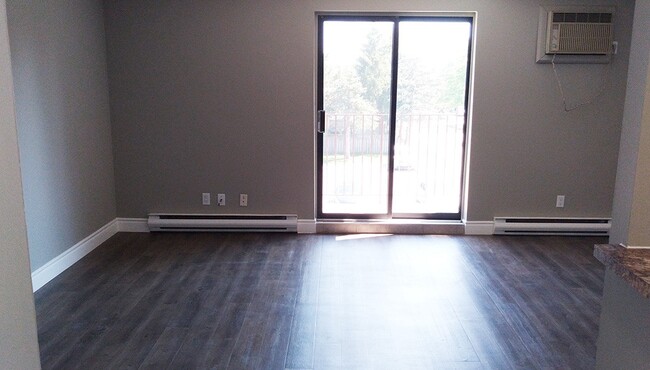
left=594, top=244, right=650, bottom=299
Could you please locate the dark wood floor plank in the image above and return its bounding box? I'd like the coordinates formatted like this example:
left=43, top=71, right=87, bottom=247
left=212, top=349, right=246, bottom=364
left=35, top=233, right=607, bottom=370
left=138, top=326, right=188, bottom=370
left=167, top=325, right=215, bottom=369
left=205, top=302, right=250, bottom=369
left=226, top=309, right=270, bottom=369
left=78, top=263, right=195, bottom=367
left=285, top=304, right=317, bottom=369
left=258, top=303, right=294, bottom=369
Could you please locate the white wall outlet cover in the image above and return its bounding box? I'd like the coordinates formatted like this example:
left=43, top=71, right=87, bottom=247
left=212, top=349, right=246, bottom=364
left=239, top=194, right=248, bottom=207
left=202, top=193, right=210, bottom=205
left=217, top=193, right=226, bottom=206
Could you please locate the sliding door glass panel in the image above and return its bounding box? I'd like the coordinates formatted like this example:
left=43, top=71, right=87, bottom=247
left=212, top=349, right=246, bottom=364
left=392, top=21, right=471, bottom=214
left=321, top=21, right=394, bottom=215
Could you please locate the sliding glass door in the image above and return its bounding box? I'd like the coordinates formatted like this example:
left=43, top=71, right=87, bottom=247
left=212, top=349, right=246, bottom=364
left=317, top=15, right=473, bottom=220
left=319, top=20, right=394, bottom=215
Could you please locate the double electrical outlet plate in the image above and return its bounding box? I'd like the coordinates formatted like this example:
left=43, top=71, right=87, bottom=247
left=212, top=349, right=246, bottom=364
left=202, top=193, right=248, bottom=207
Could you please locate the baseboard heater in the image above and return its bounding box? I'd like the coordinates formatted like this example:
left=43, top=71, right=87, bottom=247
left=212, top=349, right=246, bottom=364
left=493, top=217, right=611, bottom=236
left=147, top=213, right=298, bottom=232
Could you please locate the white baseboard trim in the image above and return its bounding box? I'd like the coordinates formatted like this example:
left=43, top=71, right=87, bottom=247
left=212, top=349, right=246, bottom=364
left=465, top=221, right=494, bottom=235
left=31, top=219, right=119, bottom=292
left=117, top=217, right=149, bottom=232
left=298, top=219, right=317, bottom=234
left=316, top=220, right=464, bottom=234
left=621, top=244, right=650, bottom=249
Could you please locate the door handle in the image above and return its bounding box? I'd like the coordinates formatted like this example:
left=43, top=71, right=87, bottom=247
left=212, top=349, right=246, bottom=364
left=317, top=110, right=326, bottom=134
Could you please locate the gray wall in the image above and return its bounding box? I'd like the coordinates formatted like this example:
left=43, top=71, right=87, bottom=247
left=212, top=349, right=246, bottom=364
left=7, top=0, right=117, bottom=272
left=465, top=1, right=632, bottom=221
left=596, top=4, right=650, bottom=365
left=595, top=270, right=650, bottom=369
left=596, top=0, right=650, bottom=369
left=610, top=0, right=650, bottom=245
left=104, top=0, right=634, bottom=221
left=0, top=0, right=41, bottom=366
left=105, top=0, right=315, bottom=218
left=628, top=67, right=650, bottom=245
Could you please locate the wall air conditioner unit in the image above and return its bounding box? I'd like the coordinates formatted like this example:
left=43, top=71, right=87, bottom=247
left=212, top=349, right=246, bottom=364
left=536, top=6, right=615, bottom=64
left=148, top=213, right=298, bottom=232
left=493, top=217, right=611, bottom=236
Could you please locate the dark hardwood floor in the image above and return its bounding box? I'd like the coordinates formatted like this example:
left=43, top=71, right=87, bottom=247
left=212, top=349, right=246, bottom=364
left=34, top=233, right=606, bottom=369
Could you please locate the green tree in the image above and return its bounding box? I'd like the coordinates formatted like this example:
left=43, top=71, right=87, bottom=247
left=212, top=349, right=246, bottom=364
left=436, top=61, right=468, bottom=111
left=398, top=55, right=467, bottom=114
left=355, top=27, right=392, bottom=114
left=324, top=57, right=373, bottom=114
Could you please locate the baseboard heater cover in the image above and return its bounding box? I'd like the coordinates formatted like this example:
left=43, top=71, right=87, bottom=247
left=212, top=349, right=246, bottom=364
left=148, top=213, right=298, bottom=232
left=493, top=217, right=611, bottom=236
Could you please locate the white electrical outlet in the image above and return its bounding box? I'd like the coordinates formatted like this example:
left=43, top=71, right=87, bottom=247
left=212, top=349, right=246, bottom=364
left=239, top=194, right=248, bottom=207
left=202, top=193, right=211, bottom=206
left=217, top=193, right=226, bottom=206
left=556, top=195, right=565, bottom=208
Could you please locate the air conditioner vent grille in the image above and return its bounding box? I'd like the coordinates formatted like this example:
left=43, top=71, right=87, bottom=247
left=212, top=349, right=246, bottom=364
left=554, top=23, right=612, bottom=54
left=552, top=12, right=612, bottom=24
left=547, top=11, right=613, bottom=55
